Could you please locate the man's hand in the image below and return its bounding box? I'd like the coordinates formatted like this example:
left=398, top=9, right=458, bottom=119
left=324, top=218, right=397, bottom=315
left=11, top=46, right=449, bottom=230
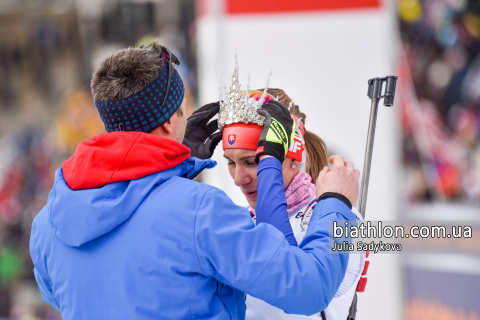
left=315, top=155, right=360, bottom=206
left=182, top=102, right=222, bottom=159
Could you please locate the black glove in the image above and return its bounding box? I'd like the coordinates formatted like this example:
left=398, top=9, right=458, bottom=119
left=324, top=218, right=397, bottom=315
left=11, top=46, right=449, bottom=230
left=255, top=101, right=295, bottom=164
left=182, top=102, right=223, bottom=159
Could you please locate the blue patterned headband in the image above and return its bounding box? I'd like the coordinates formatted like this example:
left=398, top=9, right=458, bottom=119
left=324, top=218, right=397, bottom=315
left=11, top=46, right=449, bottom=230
left=94, top=51, right=185, bottom=133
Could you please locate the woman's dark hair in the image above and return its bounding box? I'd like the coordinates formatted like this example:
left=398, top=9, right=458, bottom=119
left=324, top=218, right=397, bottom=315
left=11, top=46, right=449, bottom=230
left=256, top=88, right=329, bottom=180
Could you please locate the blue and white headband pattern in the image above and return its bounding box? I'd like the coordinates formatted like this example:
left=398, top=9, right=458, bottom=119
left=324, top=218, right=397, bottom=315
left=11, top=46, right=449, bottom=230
left=94, top=66, right=185, bottom=133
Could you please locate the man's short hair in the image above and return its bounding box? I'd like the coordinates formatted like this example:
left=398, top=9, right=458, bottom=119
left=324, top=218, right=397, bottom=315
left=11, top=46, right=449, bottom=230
left=91, top=39, right=183, bottom=118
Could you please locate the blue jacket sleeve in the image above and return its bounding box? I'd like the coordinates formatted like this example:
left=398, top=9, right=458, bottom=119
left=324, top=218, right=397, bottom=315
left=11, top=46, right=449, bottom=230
left=256, top=157, right=297, bottom=246
left=194, top=188, right=355, bottom=316
left=30, top=216, right=61, bottom=311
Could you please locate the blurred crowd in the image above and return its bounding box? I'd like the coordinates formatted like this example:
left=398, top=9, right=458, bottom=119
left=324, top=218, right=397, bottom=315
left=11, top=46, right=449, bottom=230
left=398, top=0, right=480, bottom=204
left=0, top=132, right=59, bottom=320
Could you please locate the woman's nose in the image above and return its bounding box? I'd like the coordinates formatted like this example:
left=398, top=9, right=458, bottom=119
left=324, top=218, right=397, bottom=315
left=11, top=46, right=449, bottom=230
left=234, top=167, right=251, bottom=187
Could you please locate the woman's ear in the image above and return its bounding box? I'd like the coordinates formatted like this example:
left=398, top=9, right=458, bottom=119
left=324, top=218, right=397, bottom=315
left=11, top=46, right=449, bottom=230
left=291, top=159, right=301, bottom=170
left=285, top=157, right=300, bottom=170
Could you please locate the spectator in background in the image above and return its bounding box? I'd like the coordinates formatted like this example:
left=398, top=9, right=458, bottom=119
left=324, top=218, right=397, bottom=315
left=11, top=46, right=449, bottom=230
left=398, top=0, right=480, bottom=203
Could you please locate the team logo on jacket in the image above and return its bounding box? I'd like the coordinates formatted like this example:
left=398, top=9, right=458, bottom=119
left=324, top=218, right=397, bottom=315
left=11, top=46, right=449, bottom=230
left=228, top=134, right=236, bottom=146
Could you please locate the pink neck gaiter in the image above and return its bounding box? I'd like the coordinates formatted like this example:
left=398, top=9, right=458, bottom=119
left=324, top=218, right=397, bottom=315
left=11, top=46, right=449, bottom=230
left=285, top=171, right=316, bottom=216
left=249, top=171, right=316, bottom=219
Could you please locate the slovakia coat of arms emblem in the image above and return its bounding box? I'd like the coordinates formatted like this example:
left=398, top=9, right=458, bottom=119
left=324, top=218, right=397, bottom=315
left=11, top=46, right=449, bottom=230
left=228, top=134, right=236, bottom=146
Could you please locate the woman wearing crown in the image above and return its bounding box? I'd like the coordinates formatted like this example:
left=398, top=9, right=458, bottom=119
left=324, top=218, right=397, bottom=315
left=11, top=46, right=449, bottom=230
left=215, top=64, right=365, bottom=320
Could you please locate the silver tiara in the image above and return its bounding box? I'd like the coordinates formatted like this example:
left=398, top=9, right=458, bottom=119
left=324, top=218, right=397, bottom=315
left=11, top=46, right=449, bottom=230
left=218, top=54, right=274, bottom=130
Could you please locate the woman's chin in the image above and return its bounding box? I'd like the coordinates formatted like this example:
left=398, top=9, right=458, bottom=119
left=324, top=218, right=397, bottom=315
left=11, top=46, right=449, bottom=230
left=244, top=194, right=257, bottom=208
left=247, top=199, right=257, bottom=209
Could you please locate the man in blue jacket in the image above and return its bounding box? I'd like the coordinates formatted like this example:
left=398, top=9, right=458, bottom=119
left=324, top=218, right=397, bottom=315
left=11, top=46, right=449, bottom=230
left=30, top=41, right=360, bottom=320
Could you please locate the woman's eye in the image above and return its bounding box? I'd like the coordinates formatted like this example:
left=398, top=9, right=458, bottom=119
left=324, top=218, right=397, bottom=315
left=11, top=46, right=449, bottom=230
left=246, top=161, right=257, bottom=167
left=228, top=162, right=235, bottom=166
